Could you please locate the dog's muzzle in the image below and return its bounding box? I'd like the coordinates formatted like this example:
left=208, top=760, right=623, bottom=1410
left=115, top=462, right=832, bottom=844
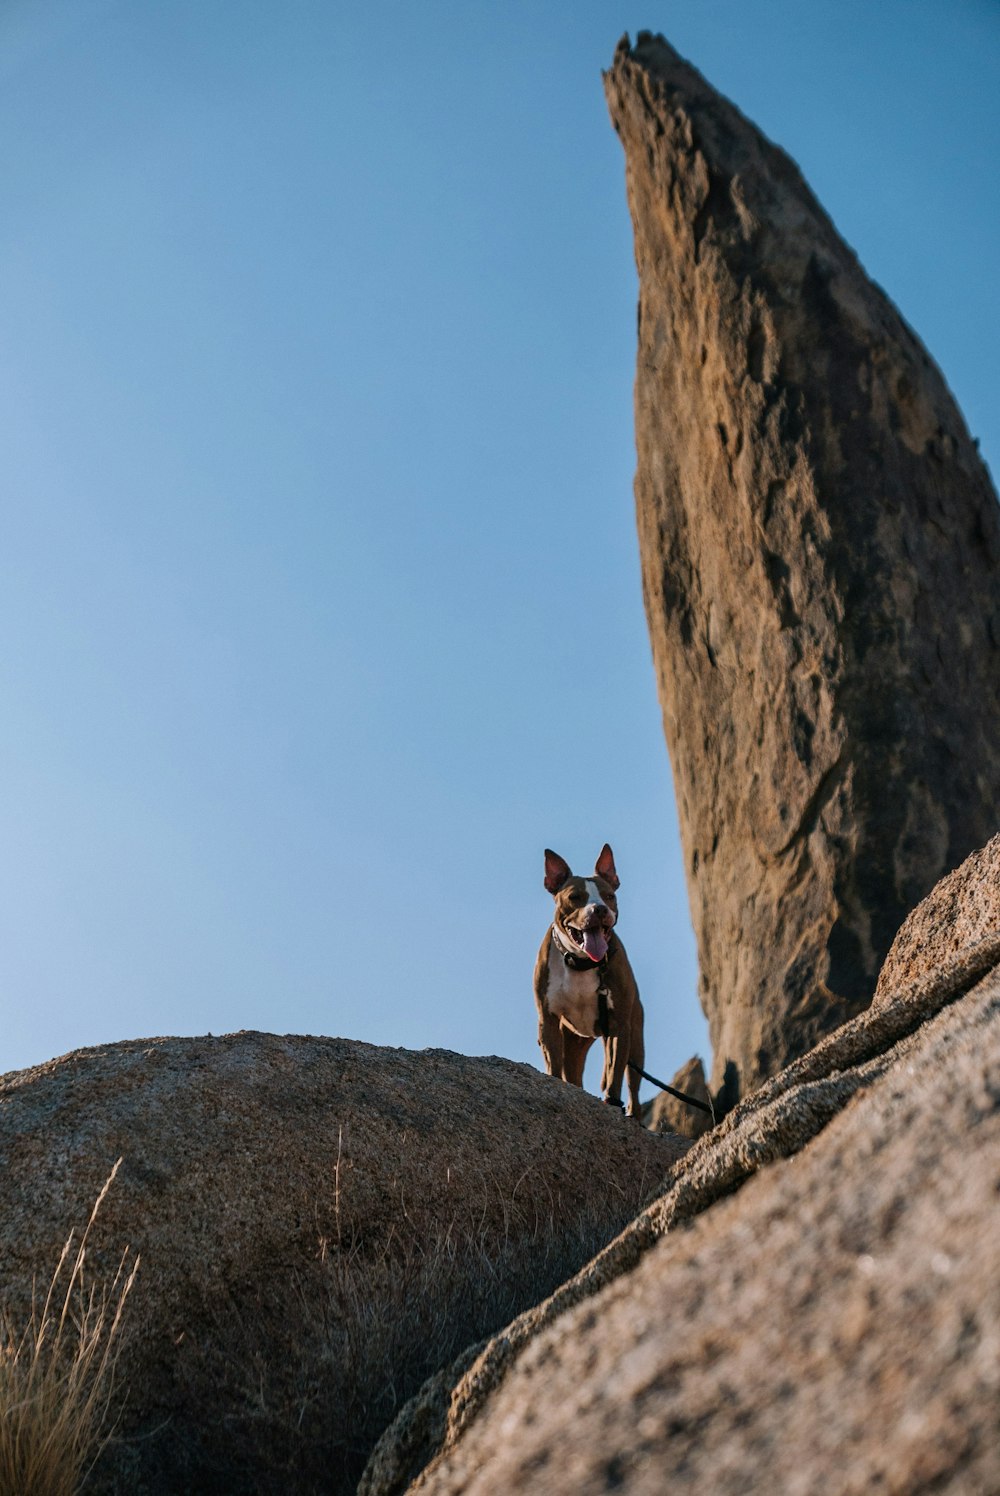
left=563, top=907, right=615, bottom=964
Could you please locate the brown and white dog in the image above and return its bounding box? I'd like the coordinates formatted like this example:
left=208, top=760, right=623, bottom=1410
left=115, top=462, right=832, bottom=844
left=534, top=844, right=645, bottom=1118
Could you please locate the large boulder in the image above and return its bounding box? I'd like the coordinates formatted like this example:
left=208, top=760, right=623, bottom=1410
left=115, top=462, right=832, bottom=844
left=363, top=836, right=1000, bottom=1495
left=605, top=32, right=1000, bottom=1096
left=0, top=1032, right=685, bottom=1495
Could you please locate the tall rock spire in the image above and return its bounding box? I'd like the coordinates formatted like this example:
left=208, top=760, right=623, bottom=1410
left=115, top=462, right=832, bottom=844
left=605, top=33, right=1000, bottom=1097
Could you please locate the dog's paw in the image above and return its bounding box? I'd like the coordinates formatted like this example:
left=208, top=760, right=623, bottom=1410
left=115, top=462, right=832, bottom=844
left=602, top=1096, right=626, bottom=1111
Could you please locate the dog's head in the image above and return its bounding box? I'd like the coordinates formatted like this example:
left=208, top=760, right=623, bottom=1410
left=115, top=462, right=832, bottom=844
left=543, top=844, right=620, bottom=964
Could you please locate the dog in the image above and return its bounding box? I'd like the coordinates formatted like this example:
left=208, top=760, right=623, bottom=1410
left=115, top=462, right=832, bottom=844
left=534, top=844, right=645, bottom=1118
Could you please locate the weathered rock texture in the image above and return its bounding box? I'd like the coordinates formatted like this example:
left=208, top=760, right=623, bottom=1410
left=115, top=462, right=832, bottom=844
left=875, top=830, right=1000, bottom=1004
left=605, top=32, right=1000, bottom=1095
left=0, top=1033, right=685, bottom=1496
left=363, top=836, right=1000, bottom=1495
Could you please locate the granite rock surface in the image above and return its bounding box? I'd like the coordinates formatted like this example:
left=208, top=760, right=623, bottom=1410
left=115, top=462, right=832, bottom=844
left=875, top=831, right=1000, bottom=1006
left=606, top=31, right=1000, bottom=1095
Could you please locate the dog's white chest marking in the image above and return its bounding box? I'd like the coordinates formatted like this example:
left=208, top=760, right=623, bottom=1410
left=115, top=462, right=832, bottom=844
left=545, top=942, right=601, bottom=1039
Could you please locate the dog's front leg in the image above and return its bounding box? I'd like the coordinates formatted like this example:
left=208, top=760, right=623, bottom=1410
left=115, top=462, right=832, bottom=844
left=538, top=1009, right=565, bottom=1080
left=625, top=1003, right=644, bottom=1119
left=601, top=1033, right=629, bottom=1109
left=561, top=1031, right=592, bottom=1088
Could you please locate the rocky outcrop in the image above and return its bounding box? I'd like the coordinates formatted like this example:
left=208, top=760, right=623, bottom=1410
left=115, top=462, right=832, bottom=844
left=364, top=837, right=1000, bottom=1495
left=643, top=1055, right=714, bottom=1139
left=605, top=32, right=1000, bottom=1095
left=0, top=1033, right=685, bottom=1496
left=874, top=831, right=1000, bottom=1004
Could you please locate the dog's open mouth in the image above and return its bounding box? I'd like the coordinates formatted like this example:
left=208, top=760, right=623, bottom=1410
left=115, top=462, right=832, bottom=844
left=567, top=925, right=610, bottom=963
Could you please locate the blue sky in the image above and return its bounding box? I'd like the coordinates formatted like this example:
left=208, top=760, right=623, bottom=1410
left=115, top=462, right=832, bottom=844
left=1, top=0, right=997, bottom=1097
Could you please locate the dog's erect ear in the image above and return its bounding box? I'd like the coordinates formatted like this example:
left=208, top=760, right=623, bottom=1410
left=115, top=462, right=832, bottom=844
left=594, top=844, right=619, bottom=890
left=543, top=849, right=572, bottom=894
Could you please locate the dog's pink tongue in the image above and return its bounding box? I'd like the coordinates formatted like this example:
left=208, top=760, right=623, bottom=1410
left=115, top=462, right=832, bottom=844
left=581, top=929, right=608, bottom=962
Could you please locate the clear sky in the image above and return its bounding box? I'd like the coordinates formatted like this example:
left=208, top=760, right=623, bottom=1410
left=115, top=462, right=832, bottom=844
left=1, top=0, right=997, bottom=1096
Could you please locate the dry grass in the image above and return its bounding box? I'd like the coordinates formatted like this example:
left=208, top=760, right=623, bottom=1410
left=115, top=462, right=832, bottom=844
left=175, top=1133, right=656, bottom=1495
left=51, top=1137, right=658, bottom=1494
left=301, top=1133, right=657, bottom=1491
left=0, top=1160, right=138, bottom=1496
left=324, top=1194, right=630, bottom=1474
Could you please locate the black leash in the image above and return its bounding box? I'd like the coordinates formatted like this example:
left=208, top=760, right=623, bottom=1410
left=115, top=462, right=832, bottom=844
left=628, top=1060, right=715, bottom=1119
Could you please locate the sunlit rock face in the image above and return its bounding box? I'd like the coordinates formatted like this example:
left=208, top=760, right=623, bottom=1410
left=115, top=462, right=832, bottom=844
left=605, top=31, right=1000, bottom=1097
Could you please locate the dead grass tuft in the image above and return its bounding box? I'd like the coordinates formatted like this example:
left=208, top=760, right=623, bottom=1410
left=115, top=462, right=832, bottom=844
left=0, top=1160, right=138, bottom=1496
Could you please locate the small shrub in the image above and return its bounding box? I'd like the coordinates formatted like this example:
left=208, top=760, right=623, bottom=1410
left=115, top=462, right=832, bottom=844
left=0, top=1160, right=139, bottom=1496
